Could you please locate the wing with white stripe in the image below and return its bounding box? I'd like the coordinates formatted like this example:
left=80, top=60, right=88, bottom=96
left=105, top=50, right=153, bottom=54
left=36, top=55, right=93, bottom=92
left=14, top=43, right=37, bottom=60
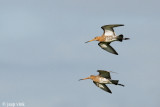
left=98, top=42, right=118, bottom=55
left=97, top=70, right=111, bottom=79
left=93, top=82, right=112, bottom=93
left=101, top=24, right=124, bottom=36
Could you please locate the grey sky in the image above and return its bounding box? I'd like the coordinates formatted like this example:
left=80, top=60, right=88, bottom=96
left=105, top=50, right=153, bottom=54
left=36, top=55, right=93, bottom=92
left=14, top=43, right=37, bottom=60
left=0, top=0, right=160, bottom=107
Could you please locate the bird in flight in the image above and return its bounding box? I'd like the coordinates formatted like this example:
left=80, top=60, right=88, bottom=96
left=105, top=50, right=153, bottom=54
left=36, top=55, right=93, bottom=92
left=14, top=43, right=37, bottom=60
left=79, top=70, right=124, bottom=94
left=85, top=24, right=129, bottom=55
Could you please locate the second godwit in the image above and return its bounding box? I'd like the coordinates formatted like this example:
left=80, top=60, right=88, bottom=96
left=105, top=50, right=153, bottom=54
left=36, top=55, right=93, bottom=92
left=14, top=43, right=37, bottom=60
left=85, top=24, right=129, bottom=55
left=79, top=70, right=124, bottom=94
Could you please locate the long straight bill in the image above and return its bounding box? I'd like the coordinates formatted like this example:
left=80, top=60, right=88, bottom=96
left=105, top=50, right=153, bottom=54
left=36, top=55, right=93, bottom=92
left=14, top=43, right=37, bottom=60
left=79, top=77, right=90, bottom=81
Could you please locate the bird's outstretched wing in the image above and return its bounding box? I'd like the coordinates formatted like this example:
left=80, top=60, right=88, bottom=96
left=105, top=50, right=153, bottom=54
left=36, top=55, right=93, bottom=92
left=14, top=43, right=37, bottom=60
left=101, top=24, right=124, bottom=36
left=98, top=42, right=118, bottom=55
left=93, top=82, right=112, bottom=93
left=97, top=70, right=111, bottom=79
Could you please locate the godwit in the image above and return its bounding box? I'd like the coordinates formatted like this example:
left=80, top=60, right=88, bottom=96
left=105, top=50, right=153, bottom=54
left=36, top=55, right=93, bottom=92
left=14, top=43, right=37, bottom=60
left=85, top=24, right=129, bottom=55
left=79, top=70, right=124, bottom=94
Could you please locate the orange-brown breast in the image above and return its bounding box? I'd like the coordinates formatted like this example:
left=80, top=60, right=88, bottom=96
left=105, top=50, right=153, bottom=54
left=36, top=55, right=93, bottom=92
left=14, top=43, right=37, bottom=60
left=97, top=36, right=106, bottom=42
left=90, top=76, right=101, bottom=83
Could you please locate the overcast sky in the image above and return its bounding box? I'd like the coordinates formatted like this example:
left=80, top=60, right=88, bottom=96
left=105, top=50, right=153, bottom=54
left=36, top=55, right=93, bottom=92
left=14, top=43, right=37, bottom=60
left=0, top=0, right=160, bottom=107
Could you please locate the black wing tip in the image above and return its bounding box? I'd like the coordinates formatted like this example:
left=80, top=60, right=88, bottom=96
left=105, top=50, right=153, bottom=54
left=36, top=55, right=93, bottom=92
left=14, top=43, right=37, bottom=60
left=97, top=70, right=107, bottom=72
left=114, top=51, right=119, bottom=55
left=108, top=91, right=112, bottom=94
left=119, top=24, right=124, bottom=26
left=115, top=24, right=124, bottom=26
left=115, top=53, right=118, bottom=55
left=101, top=24, right=124, bottom=28
left=112, top=52, right=118, bottom=55
left=106, top=89, right=112, bottom=94
left=103, top=48, right=118, bottom=55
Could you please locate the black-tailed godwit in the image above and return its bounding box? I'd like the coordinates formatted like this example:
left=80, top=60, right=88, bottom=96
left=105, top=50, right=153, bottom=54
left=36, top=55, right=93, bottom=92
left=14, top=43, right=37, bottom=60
left=85, top=24, right=129, bottom=55
left=79, top=70, right=124, bottom=94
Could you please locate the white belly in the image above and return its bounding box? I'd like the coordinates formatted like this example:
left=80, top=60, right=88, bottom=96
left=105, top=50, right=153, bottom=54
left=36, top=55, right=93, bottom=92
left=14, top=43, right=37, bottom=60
left=99, top=78, right=111, bottom=84
left=105, top=36, right=117, bottom=42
